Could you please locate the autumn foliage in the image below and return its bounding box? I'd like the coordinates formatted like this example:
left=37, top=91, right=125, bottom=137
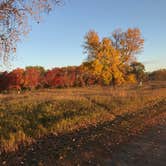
left=0, top=66, right=87, bottom=91
left=0, top=28, right=157, bottom=92
left=83, top=28, right=144, bottom=85
left=148, top=69, right=166, bottom=81
left=0, top=0, right=63, bottom=64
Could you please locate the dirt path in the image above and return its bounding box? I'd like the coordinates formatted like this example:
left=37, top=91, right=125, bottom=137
left=108, top=124, right=166, bottom=166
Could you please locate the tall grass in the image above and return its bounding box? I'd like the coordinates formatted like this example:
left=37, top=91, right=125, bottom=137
left=0, top=82, right=166, bottom=152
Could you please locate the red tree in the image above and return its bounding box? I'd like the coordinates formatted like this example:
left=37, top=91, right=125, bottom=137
left=24, top=67, right=42, bottom=90
left=6, top=68, right=24, bottom=91
left=45, top=68, right=65, bottom=88
left=0, top=71, right=9, bottom=91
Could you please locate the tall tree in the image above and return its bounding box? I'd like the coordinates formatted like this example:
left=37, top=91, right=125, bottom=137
left=112, top=28, right=144, bottom=64
left=83, top=31, right=125, bottom=85
left=83, top=28, right=144, bottom=85
left=0, top=0, right=63, bottom=64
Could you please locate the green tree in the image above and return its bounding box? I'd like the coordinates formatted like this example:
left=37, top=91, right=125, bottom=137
left=130, top=62, right=145, bottom=81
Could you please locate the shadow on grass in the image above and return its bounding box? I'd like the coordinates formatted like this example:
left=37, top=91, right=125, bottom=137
left=1, top=99, right=166, bottom=166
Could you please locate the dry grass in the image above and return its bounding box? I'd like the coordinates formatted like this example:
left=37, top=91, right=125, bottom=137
left=0, top=83, right=166, bottom=152
left=0, top=81, right=166, bottom=154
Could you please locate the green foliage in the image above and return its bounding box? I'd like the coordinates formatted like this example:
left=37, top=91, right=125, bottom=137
left=130, top=62, right=145, bottom=81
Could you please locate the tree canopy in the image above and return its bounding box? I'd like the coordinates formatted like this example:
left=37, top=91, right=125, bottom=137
left=112, top=28, right=144, bottom=64
left=0, top=0, right=63, bottom=64
left=83, top=28, right=144, bottom=85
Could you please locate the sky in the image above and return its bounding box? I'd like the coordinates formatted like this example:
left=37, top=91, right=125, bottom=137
left=8, top=0, right=166, bottom=71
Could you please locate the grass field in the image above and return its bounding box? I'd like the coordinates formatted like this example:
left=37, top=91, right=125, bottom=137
left=0, top=81, right=166, bottom=165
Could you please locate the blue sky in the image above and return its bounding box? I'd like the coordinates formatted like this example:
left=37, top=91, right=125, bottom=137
left=10, top=0, right=166, bottom=71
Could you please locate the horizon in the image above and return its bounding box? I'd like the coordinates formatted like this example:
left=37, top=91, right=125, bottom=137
left=1, top=0, right=166, bottom=71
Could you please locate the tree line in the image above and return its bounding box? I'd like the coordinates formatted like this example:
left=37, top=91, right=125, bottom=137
left=0, top=65, right=134, bottom=92
left=0, top=28, right=145, bottom=91
left=0, top=64, right=165, bottom=92
left=1, top=28, right=165, bottom=92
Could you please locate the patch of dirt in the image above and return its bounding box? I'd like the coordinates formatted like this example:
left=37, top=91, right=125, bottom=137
left=108, top=124, right=166, bottom=166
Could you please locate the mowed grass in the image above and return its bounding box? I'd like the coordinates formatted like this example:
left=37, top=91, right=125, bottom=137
left=0, top=81, right=166, bottom=153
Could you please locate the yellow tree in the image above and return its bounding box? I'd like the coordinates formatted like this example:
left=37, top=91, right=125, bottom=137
left=83, top=28, right=144, bottom=85
left=84, top=30, right=100, bottom=62
left=83, top=31, right=125, bottom=85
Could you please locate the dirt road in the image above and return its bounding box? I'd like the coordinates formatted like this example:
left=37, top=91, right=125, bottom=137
left=109, top=124, right=166, bottom=166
